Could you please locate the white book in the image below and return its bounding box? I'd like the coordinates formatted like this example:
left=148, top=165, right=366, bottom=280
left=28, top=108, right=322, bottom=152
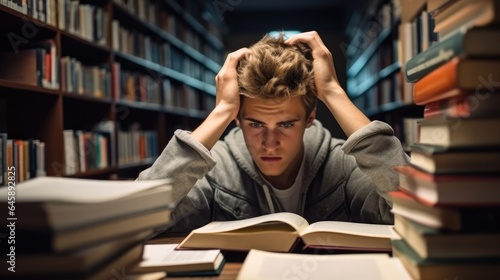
left=130, top=244, right=225, bottom=274
left=237, top=249, right=412, bottom=280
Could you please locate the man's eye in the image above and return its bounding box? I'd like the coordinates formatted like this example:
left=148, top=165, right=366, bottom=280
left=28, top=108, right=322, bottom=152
left=250, top=123, right=263, bottom=128
left=279, top=122, right=293, bottom=128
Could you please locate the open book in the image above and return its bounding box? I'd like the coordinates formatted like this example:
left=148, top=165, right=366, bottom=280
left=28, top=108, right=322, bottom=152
left=178, top=212, right=399, bottom=253
left=237, top=249, right=411, bottom=280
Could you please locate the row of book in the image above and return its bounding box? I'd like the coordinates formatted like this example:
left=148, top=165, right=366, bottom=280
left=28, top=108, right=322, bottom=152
left=117, top=128, right=159, bottom=166
left=0, top=134, right=46, bottom=186
left=0, top=0, right=57, bottom=26
left=61, top=56, right=112, bottom=99
left=58, top=0, right=108, bottom=46
left=392, top=0, right=500, bottom=279
left=62, top=129, right=113, bottom=176
left=111, top=18, right=216, bottom=86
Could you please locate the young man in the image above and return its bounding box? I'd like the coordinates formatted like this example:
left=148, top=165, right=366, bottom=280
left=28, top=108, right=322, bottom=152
left=137, top=31, right=409, bottom=232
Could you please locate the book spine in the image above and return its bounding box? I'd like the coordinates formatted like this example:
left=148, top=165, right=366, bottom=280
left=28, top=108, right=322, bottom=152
left=404, top=30, right=463, bottom=83
left=413, top=57, right=460, bottom=105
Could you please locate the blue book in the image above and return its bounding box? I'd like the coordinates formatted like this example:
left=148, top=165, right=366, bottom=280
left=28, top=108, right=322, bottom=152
left=404, top=27, right=500, bottom=83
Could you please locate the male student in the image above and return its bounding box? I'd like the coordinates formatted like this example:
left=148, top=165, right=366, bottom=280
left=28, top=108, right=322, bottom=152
left=137, top=31, right=409, bottom=232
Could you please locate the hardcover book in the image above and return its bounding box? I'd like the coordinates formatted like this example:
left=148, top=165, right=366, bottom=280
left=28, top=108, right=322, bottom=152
left=178, top=212, right=399, bottom=253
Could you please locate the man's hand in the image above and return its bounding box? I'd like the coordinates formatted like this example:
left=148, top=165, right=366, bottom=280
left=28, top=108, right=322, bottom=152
left=285, top=31, right=345, bottom=103
left=215, top=47, right=251, bottom=120
left=190, top=48, right=250, bottom=150
left=285, top=31, right=370, bottom=137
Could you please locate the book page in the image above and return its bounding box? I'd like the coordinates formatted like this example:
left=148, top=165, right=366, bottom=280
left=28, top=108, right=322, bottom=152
left=237, top=250, right=411, bottom=280
left=301, top=221, right=400, bottom=238
left=193, top=212, right=309, bottom=233
left=0, top=177, right=172, bottom=203
left=138, top=244, right=221, bottom=266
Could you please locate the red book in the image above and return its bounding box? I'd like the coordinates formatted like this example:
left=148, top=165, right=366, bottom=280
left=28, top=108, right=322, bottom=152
left=394, top=165, right=500, bottom=206
left=390, top=190, right=500, bottom=231
left=413, top=57, right=500, bottom=105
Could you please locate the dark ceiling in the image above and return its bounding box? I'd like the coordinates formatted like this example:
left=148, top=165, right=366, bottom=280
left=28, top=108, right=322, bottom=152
left=217, top=0, right=361, bottom=45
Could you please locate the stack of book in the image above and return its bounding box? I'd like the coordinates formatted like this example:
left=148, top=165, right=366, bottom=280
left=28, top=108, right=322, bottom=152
left=0, top=177, right=173, bottom=279
left=392, top=0, right=500, bottom=279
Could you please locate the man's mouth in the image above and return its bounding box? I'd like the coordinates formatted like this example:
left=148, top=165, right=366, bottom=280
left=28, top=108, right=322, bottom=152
left=261, top=157, right=281, bottom=162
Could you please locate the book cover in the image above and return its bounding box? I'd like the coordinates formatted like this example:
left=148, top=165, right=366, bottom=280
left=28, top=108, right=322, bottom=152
left=404, top=27, right=500, bottom=83
left=392, top=239, right=500, bottom=280
left=130, top=243, right=225, bottom=275
left=390, top=191, right=500, bottom=231
left=434, top=0, right=500, bottom=38
left=413, top=57, right=500, bottom=105
left=418, top=117, right=500, bottom=147
left=409, top=143, right=500, bottom=174
left=394, top=214, right=500, bottom=259
left=394, top=165, right=500, bottom=205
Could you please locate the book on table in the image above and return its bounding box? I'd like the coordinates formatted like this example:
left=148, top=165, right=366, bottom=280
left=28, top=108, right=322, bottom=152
left=177, top=212, right=399, bottom=253
left=236, top=249, right=412, bottom=280
left=0, top=230, right=153, bottom=276
left=0, top=176, right=174, bottom=253
left=129, top=244, right=225, bottom=276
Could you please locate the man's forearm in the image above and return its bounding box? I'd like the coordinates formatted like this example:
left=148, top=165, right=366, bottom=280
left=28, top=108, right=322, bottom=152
left=190, top=103, right=235, bottom=150
left=322, top=86, right=371, bottom=138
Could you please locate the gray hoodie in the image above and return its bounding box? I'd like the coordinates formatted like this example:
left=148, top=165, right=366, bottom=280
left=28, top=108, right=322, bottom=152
left=137, top=120, right=409, bottom=233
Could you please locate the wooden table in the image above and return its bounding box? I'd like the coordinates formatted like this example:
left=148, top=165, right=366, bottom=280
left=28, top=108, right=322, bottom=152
left=146, top=234, right=244, bottom=280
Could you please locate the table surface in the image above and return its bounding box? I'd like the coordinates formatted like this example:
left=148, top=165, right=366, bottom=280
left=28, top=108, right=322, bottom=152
left=145, top=234, right=244, bottom=280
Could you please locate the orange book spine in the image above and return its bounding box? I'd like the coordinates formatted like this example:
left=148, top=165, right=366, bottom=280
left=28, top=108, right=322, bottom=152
left=413, top=57, right=461, bottom=105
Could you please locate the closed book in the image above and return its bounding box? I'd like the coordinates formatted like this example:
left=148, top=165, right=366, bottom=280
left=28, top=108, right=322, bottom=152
left=433, top=0, right=500, bottom=38
left=405, top=27, right=500, bottom=82
left=0, top=230, right=152, bottom=275
left=392, top=239, right=500, bottom=280
left=410, top=144, right=500, bottom=174
left=423, top=92, right=500, bottom=120
left=394, top=214, right=500, bottom=259
left=413, top=57, right=500, bottom=105
left=395, top=165, right=500, bottom=206
left=390, top=191, right=500, bottom=231
left=418, top=117, right=500, bottom=148
left=13, top=207, right=171, bottom=253
left=130, top=244, right=225, bottom=275
left=0, top=177, right=173, bottom=231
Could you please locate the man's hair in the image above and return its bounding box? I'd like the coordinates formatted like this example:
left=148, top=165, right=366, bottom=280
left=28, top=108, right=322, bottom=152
left=237, top=33, right=317, bottom=117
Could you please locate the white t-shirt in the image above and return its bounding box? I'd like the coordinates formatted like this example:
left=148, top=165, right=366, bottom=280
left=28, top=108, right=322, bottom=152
left=259, top=154, right=306, bottom=214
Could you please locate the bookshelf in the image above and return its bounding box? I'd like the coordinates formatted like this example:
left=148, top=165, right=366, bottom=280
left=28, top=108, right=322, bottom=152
left=0, top=0, right=225, bottom=184
left=345, top=0, right=425, bottom=149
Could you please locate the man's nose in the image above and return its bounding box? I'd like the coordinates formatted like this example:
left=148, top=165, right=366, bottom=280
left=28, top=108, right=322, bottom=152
left=262, top=129, right=279, bottom=150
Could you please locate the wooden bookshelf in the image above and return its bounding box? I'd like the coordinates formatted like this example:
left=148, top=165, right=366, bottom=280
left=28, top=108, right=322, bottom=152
left=0, top=0, right=224, bottom=184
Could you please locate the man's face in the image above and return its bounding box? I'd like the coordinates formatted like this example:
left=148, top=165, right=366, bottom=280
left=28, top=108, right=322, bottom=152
left=236, top=96, right=315, bottom=182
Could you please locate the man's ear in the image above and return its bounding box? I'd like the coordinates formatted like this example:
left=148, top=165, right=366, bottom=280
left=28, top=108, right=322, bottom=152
left=306, top=108, right=316, bottom=128
left=235, top=118, right=241, bottom=127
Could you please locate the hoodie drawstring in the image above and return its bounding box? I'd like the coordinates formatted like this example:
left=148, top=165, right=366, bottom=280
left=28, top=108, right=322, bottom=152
left=262, top=184, right=275, bottom=213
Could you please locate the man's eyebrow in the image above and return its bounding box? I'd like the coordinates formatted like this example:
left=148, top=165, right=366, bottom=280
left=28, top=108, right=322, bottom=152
left=243, top=117, right=301, bottom=124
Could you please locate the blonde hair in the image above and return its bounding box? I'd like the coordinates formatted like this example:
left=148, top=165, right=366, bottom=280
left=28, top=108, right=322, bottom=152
left=237, top=33, right=317, bottom=117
